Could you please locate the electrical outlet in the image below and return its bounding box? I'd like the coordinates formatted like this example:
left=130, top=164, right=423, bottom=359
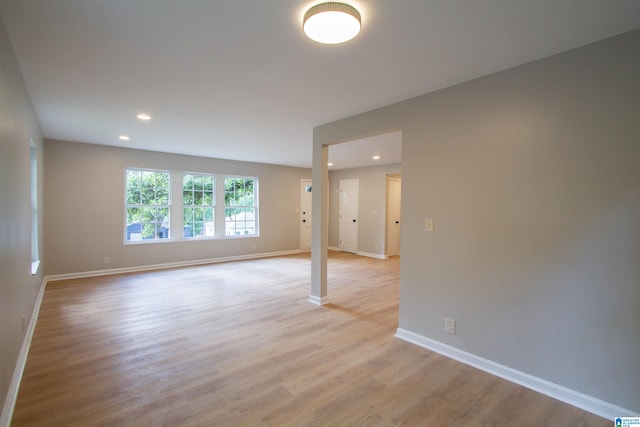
left=425, top=218, right=434, bottom=232
left=445, top=318, right=455, bottom=335
left=104, top=256, right=110, bottom=264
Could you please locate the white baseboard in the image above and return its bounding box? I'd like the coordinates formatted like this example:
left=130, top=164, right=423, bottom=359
left=395, top=328, right=638, bottom=420
left=0, top=277, right=47, bottom=427
left=308, top=295, right=330, bottom=306
left=44, top=249, right=302, bottom=282
left=328, top=247, right=388, bottom=260
left=356, top=251, right=388, bottom=260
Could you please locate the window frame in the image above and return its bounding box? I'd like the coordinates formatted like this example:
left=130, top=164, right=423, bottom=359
left=182, top=172, right=216, bottom=239
left=224, top=175, right=259, bottom=238
left=124, top=168, right=172, bottom=244
left=30, top=140, right=40, bottom=275
left=123, top=169, right=260, bottom=243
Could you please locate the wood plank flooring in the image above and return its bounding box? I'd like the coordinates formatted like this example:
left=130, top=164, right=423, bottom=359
left=12, top=252, right=608, bottom=426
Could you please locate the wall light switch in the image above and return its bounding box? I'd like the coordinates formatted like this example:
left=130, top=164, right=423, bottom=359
left=425, top=218, right=434, bottom=232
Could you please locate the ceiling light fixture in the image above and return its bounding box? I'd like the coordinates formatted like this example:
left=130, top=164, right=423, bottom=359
left=328, top=162, right=333, bottom=166
left=303, top=2, right=361, bottom=44
left=119, top=135, right=130, bottom=141
left=136, top=113, right=151, bottom=121
left=372, top=155, right=380, bottom=160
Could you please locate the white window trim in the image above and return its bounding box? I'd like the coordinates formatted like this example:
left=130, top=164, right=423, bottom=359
left=123, top=169, right=260, bottom=244
left=223, top=175, right=259, bottom=238
left=182, top=172, right=216, bottom=240
left=124, top=167, right=172, bottom=244
left=30, top=140, right=40, bottom=275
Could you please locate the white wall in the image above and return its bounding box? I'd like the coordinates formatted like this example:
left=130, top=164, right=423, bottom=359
left=328, top=164, right=401, bottom=256
left=313, top=30, right=640, bottom=413
left=44, top=140, right=310, bottom=275
left=0, top=18, right=45, bottom=421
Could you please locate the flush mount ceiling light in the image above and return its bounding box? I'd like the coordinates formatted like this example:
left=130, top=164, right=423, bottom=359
left=136, top=113, right=151, bottom=121
left=303, top=2, right=361, bottom=44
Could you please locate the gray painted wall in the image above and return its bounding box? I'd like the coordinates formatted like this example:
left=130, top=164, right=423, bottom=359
left=328, top=164, right=401, bottom=255
left=0, top=18, right=45, bottom=416
left=314, top=30, right=640, bottom=411
left=44, top=140, right=310, bottom=275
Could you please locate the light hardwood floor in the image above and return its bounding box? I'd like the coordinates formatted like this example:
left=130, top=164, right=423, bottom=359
left=12, top=252, right=608, bottom=426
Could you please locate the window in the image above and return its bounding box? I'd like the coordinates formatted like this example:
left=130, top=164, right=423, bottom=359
left=183, top=173, right=215, bottom=238
left=124, top=170, right=259, bottom=242
left=125, top=169, right=170, bottom=241
left=30, top=141, right=40, bottom=275
left=225, top=177, right=257, bottom=236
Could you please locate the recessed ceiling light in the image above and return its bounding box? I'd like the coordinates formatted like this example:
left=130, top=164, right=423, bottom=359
left=328, top=162, right=333, bottom=166
left=303, top=2, right=361, bottom=44
left=136, top=113, right=151, bottom=121
left=372, top=155, right=381, bottom=160
left=119, top=135, right=130, bottom=141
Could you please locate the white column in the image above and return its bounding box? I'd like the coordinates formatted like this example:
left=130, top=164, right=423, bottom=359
left=310, top=141, right=329, bottom=305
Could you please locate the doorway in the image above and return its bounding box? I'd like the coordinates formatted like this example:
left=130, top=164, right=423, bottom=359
left=339, top=179, right=359, bottom=253
left=386, top=175, right=401, bottom=257
left=300, top=179, right=312, bottom=252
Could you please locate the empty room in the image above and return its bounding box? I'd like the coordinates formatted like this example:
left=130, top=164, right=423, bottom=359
left=1, top=1, right=639, bottom=426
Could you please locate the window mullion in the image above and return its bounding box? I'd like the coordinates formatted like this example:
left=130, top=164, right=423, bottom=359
left=171, top=170, right=183, bottom=241
left=215, top=176, right=226, bottom=238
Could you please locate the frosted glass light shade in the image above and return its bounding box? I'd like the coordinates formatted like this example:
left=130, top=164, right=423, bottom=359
left=303, top=2, right=361, bottom=44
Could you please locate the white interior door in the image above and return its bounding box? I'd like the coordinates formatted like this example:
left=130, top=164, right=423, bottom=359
left=300, top=179, right=312, bottom=252
left=386, top=176, right=401, bottom=256
left=339, top=179, right=358, bottom=253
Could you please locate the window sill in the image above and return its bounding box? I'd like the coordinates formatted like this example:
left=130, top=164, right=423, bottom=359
left=31, top=260, right=40, bottom=276
left=124, top=238, right=174, bottom=246
left=124, top=234, right=260, bottom=245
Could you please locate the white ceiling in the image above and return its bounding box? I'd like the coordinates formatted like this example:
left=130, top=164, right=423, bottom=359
left=2, top=1, right=639, bottom=169
left=329, top=130, right=402, bottom=170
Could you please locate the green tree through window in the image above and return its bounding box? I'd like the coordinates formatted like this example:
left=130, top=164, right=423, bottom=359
left=225, top=177, right=257, bottom=236
left=126, top=169, right=170, bottom=241
left=183, top=173, right=215, bottom=238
